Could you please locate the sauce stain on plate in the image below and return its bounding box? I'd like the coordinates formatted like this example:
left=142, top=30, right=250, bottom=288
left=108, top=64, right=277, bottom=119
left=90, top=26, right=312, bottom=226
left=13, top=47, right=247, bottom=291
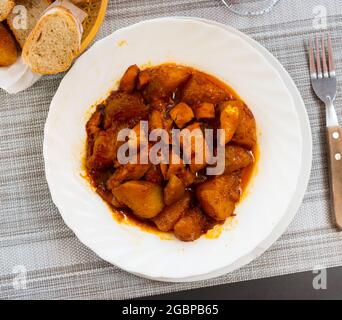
left=117, top=40, right=128, bottom=47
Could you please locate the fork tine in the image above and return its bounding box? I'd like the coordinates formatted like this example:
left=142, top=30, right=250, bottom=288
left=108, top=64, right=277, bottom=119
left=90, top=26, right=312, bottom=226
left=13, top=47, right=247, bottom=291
left=316, top=35, right=322, bottom=78
left=321, top=33, right=329, bottom=77
left=309, top=37, right=317, bottom=79
left=328, top=33, right=336, bottom=77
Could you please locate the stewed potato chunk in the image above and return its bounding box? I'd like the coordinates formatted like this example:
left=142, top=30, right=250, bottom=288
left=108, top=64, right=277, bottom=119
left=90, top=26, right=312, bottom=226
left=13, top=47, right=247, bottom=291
left=196, top=173, right=241, bottom=221
left=153, top=192, right=191, bottom=232
left=137, top=70, right=150, bottom=90
left=224, top=145, right=254, bottom=173
left=231, top=102, right=257, bottom=149
left=112, top=181, right=164, bottom=219
left=193, top=102, right=215, bottom=119
left=174, top=207, right=206, bottom=241
left=166, top=151, right=185, bottom=179
left=164, top=174, right=185, bottom=205
left=219, top=101, right=240, bottom=145
left=143, top=65, right=190, bottom=105
left=119, top=64, right=140, bottom=93
left=170, top=102, right=194, bottom=128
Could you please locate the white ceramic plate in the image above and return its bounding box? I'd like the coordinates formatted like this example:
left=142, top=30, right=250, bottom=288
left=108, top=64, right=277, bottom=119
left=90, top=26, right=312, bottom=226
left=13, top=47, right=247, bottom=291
left=44, top=18, right=312, bottom=282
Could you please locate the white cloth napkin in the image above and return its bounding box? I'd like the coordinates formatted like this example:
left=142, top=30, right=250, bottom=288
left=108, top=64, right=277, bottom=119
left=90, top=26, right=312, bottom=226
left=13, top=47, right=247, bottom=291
left=0, top=0, right=87, bottom=95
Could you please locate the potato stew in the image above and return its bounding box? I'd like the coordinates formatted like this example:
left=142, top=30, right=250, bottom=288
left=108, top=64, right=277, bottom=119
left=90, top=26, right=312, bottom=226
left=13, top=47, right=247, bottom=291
left=85, top=64, right=257, bottom=241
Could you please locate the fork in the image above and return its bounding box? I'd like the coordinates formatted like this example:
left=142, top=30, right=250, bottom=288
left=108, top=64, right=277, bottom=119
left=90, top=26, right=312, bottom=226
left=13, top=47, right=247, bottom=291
left=309, top=33, right=342, bottom=229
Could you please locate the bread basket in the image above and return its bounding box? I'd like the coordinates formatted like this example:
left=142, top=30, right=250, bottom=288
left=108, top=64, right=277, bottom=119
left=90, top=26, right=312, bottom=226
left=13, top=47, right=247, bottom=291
left=78, top=0, right=108, bottom=53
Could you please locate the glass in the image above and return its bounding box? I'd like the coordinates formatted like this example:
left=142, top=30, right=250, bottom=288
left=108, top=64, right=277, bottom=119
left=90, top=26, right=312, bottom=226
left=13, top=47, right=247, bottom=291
left=221, top=0, right=281, bottom=16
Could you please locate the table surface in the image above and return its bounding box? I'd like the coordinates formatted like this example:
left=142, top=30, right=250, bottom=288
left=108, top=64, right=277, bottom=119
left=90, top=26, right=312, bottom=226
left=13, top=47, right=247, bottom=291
left=145, top=266, right=342, bottom=300
left=1, top=0, right=342, bottom=300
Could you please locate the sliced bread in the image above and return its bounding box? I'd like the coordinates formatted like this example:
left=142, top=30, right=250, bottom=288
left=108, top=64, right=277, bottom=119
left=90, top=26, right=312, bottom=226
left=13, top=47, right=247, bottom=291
left=22, top=6, right=81, bottom=74
left=0, top=0, right=15, bottom=21
left=7, top=0, right=52, bottom=47
left=0, top=22, right=17, bottom=66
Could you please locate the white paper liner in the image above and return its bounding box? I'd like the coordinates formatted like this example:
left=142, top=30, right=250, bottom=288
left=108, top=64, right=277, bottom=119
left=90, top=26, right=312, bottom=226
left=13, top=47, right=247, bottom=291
left=0, top=0, right=87, bottom=94
left=0, top=57, right=41, bottom=94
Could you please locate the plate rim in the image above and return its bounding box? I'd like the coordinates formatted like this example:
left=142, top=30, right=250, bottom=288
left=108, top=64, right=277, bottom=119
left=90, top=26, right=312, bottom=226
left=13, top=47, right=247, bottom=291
left=146, top=17, right=313, bottom=282
left=44, top=17, right=312, bottom=282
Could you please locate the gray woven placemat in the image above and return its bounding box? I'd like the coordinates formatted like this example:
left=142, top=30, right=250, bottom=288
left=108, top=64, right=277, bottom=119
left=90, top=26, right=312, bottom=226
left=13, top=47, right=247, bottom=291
left=1, top=0, right=342, bottom=300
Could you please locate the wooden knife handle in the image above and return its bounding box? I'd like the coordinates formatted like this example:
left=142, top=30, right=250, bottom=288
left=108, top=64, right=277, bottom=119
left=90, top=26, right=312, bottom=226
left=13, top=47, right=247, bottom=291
left=327, top=126, right=342, bottom=230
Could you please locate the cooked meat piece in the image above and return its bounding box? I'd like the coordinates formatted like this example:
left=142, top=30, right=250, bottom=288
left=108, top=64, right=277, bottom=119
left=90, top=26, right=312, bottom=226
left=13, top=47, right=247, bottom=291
left=87, top=127, right=121, bottom=170
left=86, top=105, right=105, bottom=157
left=144, top=165, right=164, bottom=184
left=170, top=102, right=194, bottom=128
left=88, top=167, right=113, bottom=187
left=189, top=157, right=206, bottom=174
left=149, top=109, right=173, bottom=142
left=174, top=207, right=206, bottom=241
left=182, top=122, right=202, bottom=137
left=149, top=109, right=163, bottom=130
left=190, top=142, right=209, bottom=174
left=143, top=65, right=190, bottom=106
left=177, top=169, right=196, bottom=187
left=219, top=101, right=240, bottom=145
left=196, top=173, right=241, bottom=221
left=96, top=185, right=123, bottom=208
left=181, top=122, right=211, bottom=174
left=224, top=145, right=253, bottom=173
left=137, top=70, right=150, bottom=90
left=112, top=181, right=164, bottom=219
left=160, top=163, right=169, bottom=180
left=119, top=64, right=140, bottom=93
left=86, top=105, right=104, bottom=138
left=193, top=171, right=208, bottom=184
left=127, top=123, right=148, bottom=152
left=107, top=163, right=151, bottom=190
left=164, top=174, right=185, bottom=205
left=104, top=92, right=149, bottom=128
left=166, top=151, right=185, bottom=179
left=231, top=101, right=257, bottom=149
left=111, top=195, right=122, bottom=208
left=189, top=132, right=211, bottom=174
left=193, top=102, right=215, bottom=119
left=153, top=192, right=191, bottom=232
left=186, top=122, right=202, bottom=131
left=181, top=73, right=230, bottom=105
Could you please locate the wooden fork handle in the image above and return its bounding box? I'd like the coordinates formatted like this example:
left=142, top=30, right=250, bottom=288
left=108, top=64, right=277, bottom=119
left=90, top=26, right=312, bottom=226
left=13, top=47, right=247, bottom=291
left=327, top=126, right=342, bottom=230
